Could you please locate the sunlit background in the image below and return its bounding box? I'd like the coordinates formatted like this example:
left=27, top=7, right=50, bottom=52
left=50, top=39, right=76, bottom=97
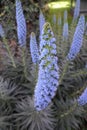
left=48, top=1, right=71, bottom=9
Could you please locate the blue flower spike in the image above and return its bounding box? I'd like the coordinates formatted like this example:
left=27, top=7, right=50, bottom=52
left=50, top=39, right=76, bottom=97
left=16, top=0, right=26, bottom=46
left=67, top=15, right=85, bottom=60
left=53, top=14, right=56, bottom=24
left=58, top=14, right=62, bottom=26
left=78, top=88, right=87, bottom=106
left=0, top=24, right=5, bottom=37
left=63, top=10, right=68, bottom=40
left=73, top=0, right=80, bottom=20
left=34, top=22, right=59, bottom=111
left=63, top=23, right=68, bottom=41
left=39, top=10, right=45, bottom=36
left=30, top=32, right=39, bottom=64
left=64, top=10, right=67, bottom=23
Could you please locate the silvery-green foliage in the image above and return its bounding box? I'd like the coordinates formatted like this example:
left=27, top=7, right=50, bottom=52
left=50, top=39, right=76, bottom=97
left=0, top=24, right=5, bottom=37
left=0, top=76, right=17, bottom=102
left=30, top=32, right=39, bottom=64
left=54, top=98, right=83, bottom=130
left=16, top=0, right=26, bottom=46
left=73, top=0, right=80, bottom=20
left=78, top=88, right=87, bottom=106
left=67, top=15, right=85, bottom=60
left=15, top=96, right=56, bottom=130
left=39, top=10, right=45, bottom=36
left=0, top=76, right=17, bottom=130
left=34, top=22, right=59, bottom=111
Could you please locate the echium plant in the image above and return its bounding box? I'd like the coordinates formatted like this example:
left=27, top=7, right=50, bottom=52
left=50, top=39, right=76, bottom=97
left=16, top=0, right=28, bottom=78
left=53, top=14, right=56, bottom=24
left=1, top=0, right=87, bottom=129
left=63, top=10, right=68, bottom=41
left=67, top=15, right=85, bottom=60
left=39, top=10, right=45, bottom=36
left=16, top=0, right=26, bottom=46
left=58, top=14, right=62, bottom=26
left=73, top=0, right=80, bottom=21
left=34, top=22, right=59, bottom=111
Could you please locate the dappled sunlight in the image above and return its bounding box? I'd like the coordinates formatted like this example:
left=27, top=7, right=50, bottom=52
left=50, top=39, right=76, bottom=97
left=48, top=1, right=70, bottom=9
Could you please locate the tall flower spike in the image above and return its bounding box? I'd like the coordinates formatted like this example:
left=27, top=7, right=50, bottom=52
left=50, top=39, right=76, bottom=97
left=64, top=10, right=67, bottom=23
left=34, top=22, right=59, bottom=111
left=78, top=88, right=87, bottom=106
left=63, top=22, right=68, bottom=41
left=16, top=0, right=26, bottom=46
left=58, top=14, right=62, bottom=26
left=67, top=15, right=85, bottom=60
left=73, top=0, right=80, bottom=20
left=39, top=10, right=45, bottom=36
left=0, top=24, right=5, bottom=37
left=53, top=14, right=56, bottom=24
left=63, top=10, right=68, bottom=40
left=30, top=32, right=39, bottom=64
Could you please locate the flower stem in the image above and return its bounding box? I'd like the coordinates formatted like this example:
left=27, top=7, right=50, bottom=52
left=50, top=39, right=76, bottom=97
left=3, top=37, right=16, bottom=68
left=22, top=47, right=27, bottom=78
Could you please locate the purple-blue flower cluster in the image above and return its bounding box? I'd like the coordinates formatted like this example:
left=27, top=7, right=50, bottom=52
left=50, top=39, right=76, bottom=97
left=16, top=0, right=26, bottom=46
left=67, top=15, right=85, bottom=60
left=34, top=23, right=59, bottom=111
left=0, top=24, right=5, bottom=37
left=30, top=32, right=39, bottom=64
left=73, top=0, right=80, bottom=20
left=39, top=10, right=45, bottom=36
left=78, top=88, right=87, bottom=106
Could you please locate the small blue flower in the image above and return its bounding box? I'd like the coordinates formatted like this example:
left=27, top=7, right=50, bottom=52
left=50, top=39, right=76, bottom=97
left=78, top=88, right=87, bottom=106
left=73, top=0, right=80, bottom=20
left=0, top=24, right=5, bottom=37
left=67, top=15, right=85, bottom=60
left=34, top=23, right=59, bottom=111
left=30, top=32, right=39, bottom=64
left=16, top=0, right=26, bottom=46
left=39, top=10, right=45, bottom=36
